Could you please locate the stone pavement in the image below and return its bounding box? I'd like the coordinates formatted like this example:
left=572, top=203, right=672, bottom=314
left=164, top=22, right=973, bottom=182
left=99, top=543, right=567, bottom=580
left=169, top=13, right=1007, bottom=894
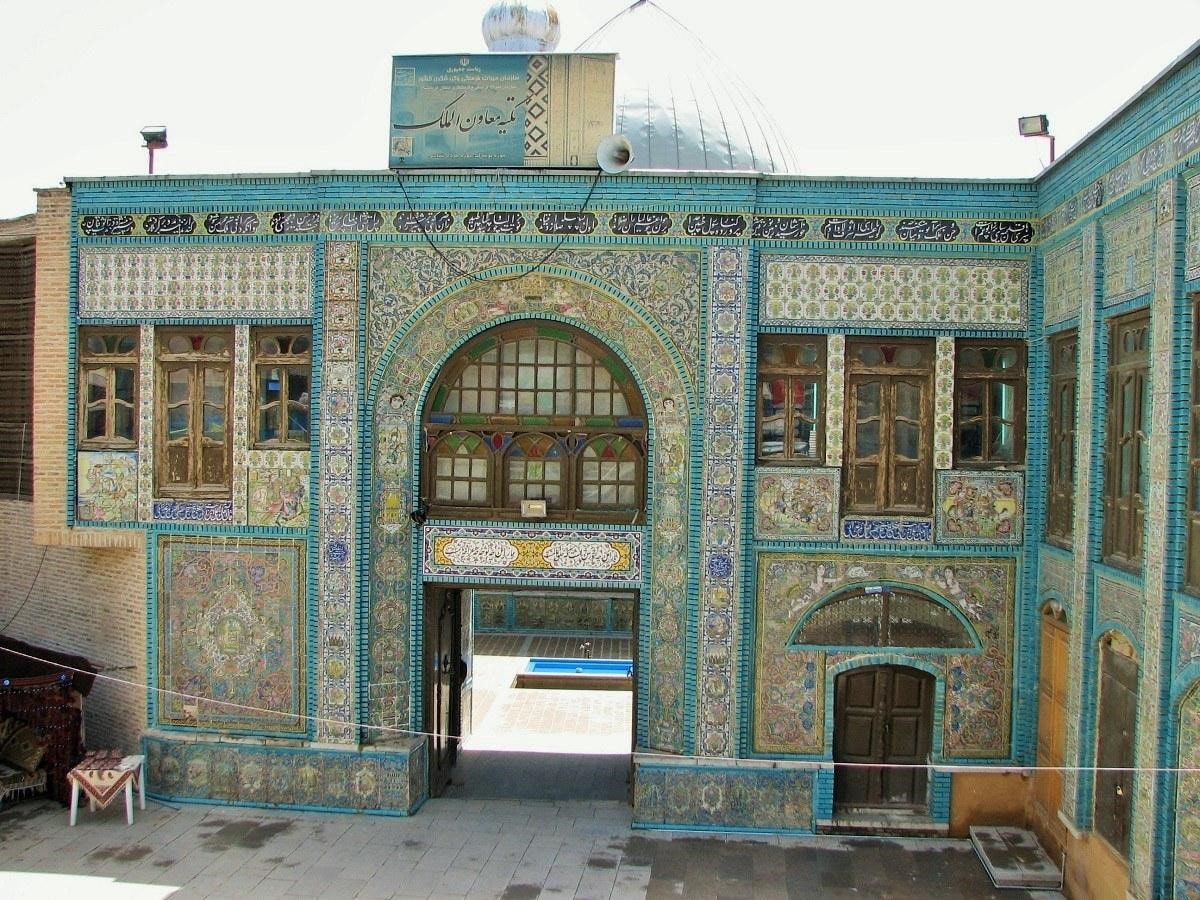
left=0, top=792, right=1065, bottom=899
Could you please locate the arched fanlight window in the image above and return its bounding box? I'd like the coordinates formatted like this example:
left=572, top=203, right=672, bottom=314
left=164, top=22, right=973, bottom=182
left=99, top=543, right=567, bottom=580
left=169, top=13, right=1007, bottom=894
left=792, top=585, right=976, bottom=649
left=423, top=322, right=647, bottom=522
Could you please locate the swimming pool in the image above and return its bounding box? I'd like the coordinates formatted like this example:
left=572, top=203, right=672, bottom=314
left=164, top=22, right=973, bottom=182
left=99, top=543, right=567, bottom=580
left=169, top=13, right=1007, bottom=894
left=513, top=657, right=634, bottom=690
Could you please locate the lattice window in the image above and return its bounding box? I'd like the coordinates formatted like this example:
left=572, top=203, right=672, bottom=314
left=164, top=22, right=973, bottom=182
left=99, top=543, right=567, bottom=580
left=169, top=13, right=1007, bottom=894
left=793, top=585, right=973, bottom=649
left=1102, top=311, right=1150, bottom=571
left=156, top=329, right=233, bottom=498
left=955, top=339, right=1026, bottom=466
left=252, top=329, right=311, bottom=449
left=78, top=328, right=138, bottom=449
left=843, top=339, right=934, bottom=515
left=1046, top=331, right=1077, bottom=547
left=423, top=322, right=646, bottom=522
left=757, top=335, right=825, bottom=463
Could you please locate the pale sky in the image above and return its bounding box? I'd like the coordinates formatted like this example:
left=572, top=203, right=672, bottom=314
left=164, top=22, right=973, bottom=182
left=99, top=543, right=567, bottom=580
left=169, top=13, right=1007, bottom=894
left=1, top=0, right=1198, bottom=219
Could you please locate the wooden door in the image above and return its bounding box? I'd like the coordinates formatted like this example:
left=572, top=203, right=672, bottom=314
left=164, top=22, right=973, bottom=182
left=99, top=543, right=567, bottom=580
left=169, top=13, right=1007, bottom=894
left=1095, top=639, right=1138, bottom=857
left=834, top=665, right=934, bottom=810
left=1035, top=611, right=1069, bottom=821
left=424, top=586, right=462, bottom=798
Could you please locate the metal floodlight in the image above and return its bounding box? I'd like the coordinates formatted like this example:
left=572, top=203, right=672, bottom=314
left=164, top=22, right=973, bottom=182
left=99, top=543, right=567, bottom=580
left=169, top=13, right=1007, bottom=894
left=1017, top=115, right=1050, bottom=137
left=1018, top=114, right=1055, bottom=162
left=140, top=126, right=168, bottom=175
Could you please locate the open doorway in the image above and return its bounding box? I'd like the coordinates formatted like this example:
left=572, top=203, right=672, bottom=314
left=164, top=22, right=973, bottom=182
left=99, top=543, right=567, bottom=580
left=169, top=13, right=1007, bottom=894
left=424, top=584, right=636, bottom=802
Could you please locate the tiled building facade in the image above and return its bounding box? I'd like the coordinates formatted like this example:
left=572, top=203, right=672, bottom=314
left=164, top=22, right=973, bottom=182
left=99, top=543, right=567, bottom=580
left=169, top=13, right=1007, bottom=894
left=10, top=38, right=1200, bottom=900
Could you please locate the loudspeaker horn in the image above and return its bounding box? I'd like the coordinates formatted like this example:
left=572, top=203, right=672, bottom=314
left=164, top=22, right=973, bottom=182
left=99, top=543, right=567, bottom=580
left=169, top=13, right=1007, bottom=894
left=596, top=134, right=634, bottom=174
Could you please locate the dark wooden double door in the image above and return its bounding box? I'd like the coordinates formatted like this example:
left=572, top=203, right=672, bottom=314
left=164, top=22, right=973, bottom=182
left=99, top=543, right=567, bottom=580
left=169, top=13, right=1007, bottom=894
left=834, top=665, right=934, bottom=811
left=425, top=586, right=465, bottom=797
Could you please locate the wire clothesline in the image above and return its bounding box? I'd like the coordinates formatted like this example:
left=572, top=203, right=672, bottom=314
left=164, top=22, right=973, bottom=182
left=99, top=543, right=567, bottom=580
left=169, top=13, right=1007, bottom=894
left=1, top=642, right=1195, bottom=775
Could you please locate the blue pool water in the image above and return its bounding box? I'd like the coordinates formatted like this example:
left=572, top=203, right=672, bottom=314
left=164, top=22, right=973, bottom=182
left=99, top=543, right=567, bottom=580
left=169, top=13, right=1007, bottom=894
left=525, top=658, right=633, bottom=677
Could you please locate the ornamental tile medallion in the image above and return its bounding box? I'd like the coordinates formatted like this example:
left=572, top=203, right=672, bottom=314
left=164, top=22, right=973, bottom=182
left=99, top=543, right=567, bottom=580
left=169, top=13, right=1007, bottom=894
left=318, top=241, right=359, bottom=743
left=1043, top=238, right=1083, bottom=325
left=421, top=525, right=640, bottom=582
left=760, top=256, right=1028, bottom=329
left=1101, top=199, right=1154, bottom=305
left=248, top=453, right=310, bottom=528
left=367, top=248, right=701, bottom=387
left=78, top=246, right=314, bottom=319
left=754, top=554, right=1013, bottom=757
left=755, top=469, right=839, bottom=540
left=76, top=451, right=137, bottom=523
left=369, top=267, right=691, bottom=753
left=935, top=471, right=1023, bottom=544
left=156, top=537, right=306, bottom=734
left=1174, top=685, right=1200, bottom=897
left=698, top=246, right=748, bottom=758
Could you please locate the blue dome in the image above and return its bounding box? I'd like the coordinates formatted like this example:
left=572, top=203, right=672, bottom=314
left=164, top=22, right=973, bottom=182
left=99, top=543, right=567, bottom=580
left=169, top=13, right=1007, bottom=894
left=578, top=2, right=797, bottom=174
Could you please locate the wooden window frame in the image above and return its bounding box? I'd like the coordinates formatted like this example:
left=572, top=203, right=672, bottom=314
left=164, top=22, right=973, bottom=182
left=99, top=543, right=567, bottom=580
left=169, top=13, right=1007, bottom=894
left=843, top=338, right=934, bottom=516
left=155, top=328, right=233, bottom=499
left=1045, top=331, right=1078, bottom=547
left=953, top=339, right=1027, bottom=467
left=422, top=323, right=647, bottom=523
left=1101, top=311, right=1150, bottom=572
left=756, top=335, right=827, bottom=465
left=251, top=327, right=312, bottom=450
left=78, top=327, right=139, bottom=450
left=1187, top=296, right=1200, bottom=593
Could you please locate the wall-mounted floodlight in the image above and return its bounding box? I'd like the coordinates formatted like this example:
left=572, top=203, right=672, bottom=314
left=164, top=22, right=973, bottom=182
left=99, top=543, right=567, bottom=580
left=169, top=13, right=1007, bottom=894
left=140, top=126, right=168, bottom=175
left=1017, top=115, right=1055, bottom=162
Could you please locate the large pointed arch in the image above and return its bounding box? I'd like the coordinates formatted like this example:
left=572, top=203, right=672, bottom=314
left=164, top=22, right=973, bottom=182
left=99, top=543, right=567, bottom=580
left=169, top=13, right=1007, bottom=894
left=365, top=271, right=693, bottom=755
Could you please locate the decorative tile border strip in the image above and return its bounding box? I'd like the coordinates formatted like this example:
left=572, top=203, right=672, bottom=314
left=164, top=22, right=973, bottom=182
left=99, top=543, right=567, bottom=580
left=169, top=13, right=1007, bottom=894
left=632, top=759, right=815, bottom=832
left=934, top=337, right=955, bottom=470
left=137, top=324, right=155, bottom=521
left=1188, top=172, right=1200, bottom=279
left=420, top=524, right=642, bottom=582
left=760, top=256, right=1028, bottom=329
left=76, top=209, right=1037, bottom=246
left=825, top=335, right=845, bottom=467
left=1178, top=611, right=1200, bottom=676
left=841, top=517, right=933, bottom=543
left=318, top=241, right=359, bottom=744
left=145, top=734, right=425, bottom=815
left=78, top=246, right=314, bottom=319
left=697, top=246, right=749, bottom=759
left=232, top=326, right=249, bottom=525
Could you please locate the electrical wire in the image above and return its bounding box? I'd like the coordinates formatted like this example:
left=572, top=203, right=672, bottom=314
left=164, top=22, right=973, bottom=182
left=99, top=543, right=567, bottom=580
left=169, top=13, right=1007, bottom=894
left=394, top=167, right=604, bottom=285
left=0, top=545, right=48, bottom=634
left=2, top=642, right=1198, bottom=776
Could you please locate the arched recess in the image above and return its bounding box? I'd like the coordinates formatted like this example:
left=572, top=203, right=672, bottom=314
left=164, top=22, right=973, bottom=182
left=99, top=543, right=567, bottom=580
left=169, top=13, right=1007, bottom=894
left=1173, top=677, right=1200, bottom=896
left=789, top=583, right=980, bottom=651
left=366, top=271, right=694, bottom=755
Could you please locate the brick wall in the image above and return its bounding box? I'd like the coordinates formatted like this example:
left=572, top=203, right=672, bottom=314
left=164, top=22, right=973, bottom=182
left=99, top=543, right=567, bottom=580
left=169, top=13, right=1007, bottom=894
left=0, top=499, right=146, bottom=752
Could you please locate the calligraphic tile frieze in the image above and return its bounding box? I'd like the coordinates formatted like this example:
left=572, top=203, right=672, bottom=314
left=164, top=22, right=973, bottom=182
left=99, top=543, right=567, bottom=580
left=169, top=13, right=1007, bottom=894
left=76, top=207, right=1035, bottom=244
left=151, top=499, right=235, bottom=523
left=1041, top=105, right=1200, bottom=240
left=421, top=525, right=640, bottom=581
left=841, top=517, right=933, bottom=543
left=761, top=255, right=1028, bottom=329
left=78, top=246, right=314, bottom=319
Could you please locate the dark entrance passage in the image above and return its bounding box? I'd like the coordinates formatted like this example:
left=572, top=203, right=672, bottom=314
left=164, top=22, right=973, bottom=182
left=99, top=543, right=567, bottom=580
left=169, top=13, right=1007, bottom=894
left=833, top=665, right=934, bottom=811
left=422, top=587, right=636, bottom=801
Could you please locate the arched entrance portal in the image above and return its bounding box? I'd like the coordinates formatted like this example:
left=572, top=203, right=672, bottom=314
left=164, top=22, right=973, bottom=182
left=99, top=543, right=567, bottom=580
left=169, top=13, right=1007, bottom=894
left=833, top=665, right=935, bottom=811
left=419, top=321, right=646, bottom=800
